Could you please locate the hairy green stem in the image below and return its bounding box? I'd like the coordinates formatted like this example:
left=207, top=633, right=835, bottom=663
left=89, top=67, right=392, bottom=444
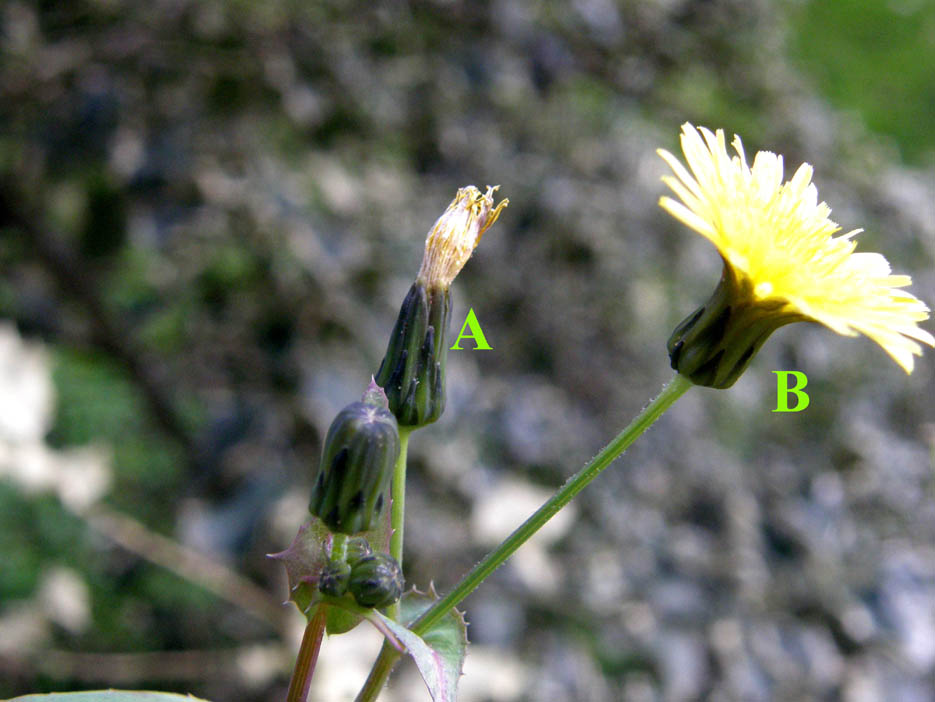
left=286, top=604, right=328, bottom=702
left=356, top=374, right=693, bottom=700
left=387, top=428, right=411, bottom=622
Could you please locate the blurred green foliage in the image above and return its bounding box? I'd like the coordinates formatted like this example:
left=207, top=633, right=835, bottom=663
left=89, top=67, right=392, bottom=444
left=790, top=0, right=935, bottom=163
left=48, top=350, right=186, bottom=519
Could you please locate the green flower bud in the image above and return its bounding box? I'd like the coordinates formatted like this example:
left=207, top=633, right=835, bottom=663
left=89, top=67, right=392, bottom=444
left=345, top=536, right=373, bottom=567
left=375, top=185, right=507, bottom=427
left=309, top=382, right=400, bottom=534
left=348, top=553, right=403, bottom=609
left=318, top=560, right=351, bottom=597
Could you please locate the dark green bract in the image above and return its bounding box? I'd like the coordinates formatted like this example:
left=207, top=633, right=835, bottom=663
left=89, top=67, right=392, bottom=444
left=667, top=263, right=803, bottom=389
left=309, top=385, right=400, bottom=534
left=375, top=281, right=451, bottom=427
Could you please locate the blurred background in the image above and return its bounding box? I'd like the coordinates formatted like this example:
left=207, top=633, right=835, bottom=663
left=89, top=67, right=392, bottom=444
left=1, top=1, right=934, bottom=700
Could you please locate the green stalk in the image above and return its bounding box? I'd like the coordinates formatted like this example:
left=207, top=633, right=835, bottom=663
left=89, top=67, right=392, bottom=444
left=332, top=532, right=348, bottom=562
left=387, top=428, right=411, bottom=622
left=286, top=604, right=328, bottom=702
left=356, top=374, right=693, bottom=700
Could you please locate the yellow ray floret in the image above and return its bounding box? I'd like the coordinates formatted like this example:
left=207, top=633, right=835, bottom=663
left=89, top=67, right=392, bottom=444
left=658, top=123, right=933, bottom=373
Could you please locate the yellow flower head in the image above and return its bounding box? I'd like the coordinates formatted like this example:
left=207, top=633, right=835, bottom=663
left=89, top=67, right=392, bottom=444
left=658, top=123, right=933, bottom=384
left=417, top=185, right=508, bottom=289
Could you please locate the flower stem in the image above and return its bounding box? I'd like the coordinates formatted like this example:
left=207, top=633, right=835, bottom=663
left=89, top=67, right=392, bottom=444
left=355, top=374, right=693, bottom=700
left=332, top=532, right=348, bottom=561
left=387, top=428, right=411, bottom=622
left=286, top=604, right=328, bottom=702
left=412, top=374, right=691, bottom=632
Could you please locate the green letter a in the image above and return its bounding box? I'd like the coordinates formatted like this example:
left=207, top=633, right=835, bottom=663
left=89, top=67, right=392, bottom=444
left=450, top=308, right=492, bottom=350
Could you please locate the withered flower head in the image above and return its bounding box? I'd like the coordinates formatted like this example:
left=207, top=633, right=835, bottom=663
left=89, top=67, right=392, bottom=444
left=417, top=185, right=508, bottom=290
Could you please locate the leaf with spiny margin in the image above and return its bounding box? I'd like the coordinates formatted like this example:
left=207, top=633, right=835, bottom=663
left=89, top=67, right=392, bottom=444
left=267, top=516, right=332, bottom=616
left=371, top=587, right=468, bottom=702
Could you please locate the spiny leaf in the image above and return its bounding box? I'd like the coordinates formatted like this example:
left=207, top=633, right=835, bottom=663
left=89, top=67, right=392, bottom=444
left=267, top=517, right=332, bottom=615
left=373, top=586, right=468, bottom=702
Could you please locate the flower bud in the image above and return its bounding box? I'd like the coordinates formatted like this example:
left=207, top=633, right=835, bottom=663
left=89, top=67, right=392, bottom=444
left=348, top=553, right=404, bottom=609
left=376, top=185, right=507, bottom=427
left=318, top=560, right=351, bottom=597
left=309, top=382, right=400, bottom=534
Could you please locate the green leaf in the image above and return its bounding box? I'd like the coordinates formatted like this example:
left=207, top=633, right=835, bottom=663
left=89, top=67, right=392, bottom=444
left=315, top=585, right=468, bottom=701
left=372, top=588, right=468, bottom=702
left=8, top=692, right=212, bottom=702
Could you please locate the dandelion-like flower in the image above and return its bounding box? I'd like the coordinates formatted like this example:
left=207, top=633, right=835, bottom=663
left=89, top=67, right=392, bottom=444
left=658, top=123, right=933, bottom=388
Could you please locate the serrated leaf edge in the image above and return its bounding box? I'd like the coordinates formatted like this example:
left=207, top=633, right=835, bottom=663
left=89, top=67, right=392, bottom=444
left=402, top=583, right=470, bottom=648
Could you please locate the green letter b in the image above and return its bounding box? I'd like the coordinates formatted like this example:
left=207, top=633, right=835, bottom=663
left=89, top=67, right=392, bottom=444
left=773, top=370, right=809, bottom=412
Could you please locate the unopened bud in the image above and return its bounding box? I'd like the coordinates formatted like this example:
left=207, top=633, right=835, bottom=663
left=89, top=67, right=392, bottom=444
left=309, top=382, right=400, bottom=534
left=348, top=553, right=404, bottom=609
left=318, top=560, right=352, bottom=597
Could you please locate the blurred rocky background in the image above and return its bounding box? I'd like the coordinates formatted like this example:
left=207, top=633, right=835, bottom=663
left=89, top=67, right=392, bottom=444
left=1, top=1, right=934, bottom=700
